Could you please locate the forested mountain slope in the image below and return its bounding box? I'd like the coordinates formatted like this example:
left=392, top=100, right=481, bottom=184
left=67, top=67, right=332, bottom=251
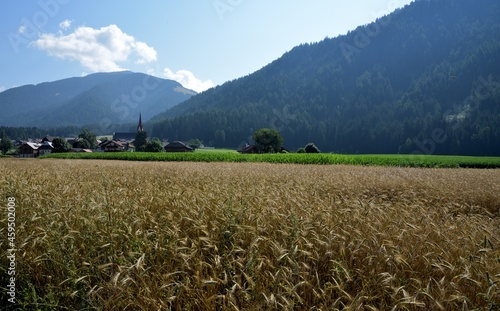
left=151, top=0, right=500, bottom=155
left=0, top=71, right=195, bottom=129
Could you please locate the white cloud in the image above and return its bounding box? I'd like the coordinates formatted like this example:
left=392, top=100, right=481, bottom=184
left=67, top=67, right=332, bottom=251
left=132, top=41, right=157, bottom=64
left=0, top=86, right=6, bottom=93
left=18, top=25, right=26, bottom=34
left=31, top=24, right=157, bottom=72
left=163, top=68, right=215, bottom=93
left=59, top=19, right=72, bottom=30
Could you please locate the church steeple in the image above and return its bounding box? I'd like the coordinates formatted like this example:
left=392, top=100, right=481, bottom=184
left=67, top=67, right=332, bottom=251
left=137, top=113, right=144, bottom=132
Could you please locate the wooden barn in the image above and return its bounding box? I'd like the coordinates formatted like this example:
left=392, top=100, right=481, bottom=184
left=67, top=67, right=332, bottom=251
left=17, top=142, right=41, bottom=157
left=164, top=141, right=193, bottom=152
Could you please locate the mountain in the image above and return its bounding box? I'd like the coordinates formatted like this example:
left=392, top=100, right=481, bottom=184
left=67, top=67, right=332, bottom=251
left=0, top=71, right=195, bottom=131
left=150, top=0, right=500, bottom=155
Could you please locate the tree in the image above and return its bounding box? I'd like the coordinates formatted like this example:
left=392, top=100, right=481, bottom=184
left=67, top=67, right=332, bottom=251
left=143, top=138, right=164, bottom=152
left=52, top=137, right=71, bottom=153
left=73, top=138, right=90, bottom=149
left=252, top=128, right=284, bottom=153
left=305, top=143, right=321, bottom=153
left=78, top=129, right=97, bottom=149
left=0, top=131, right=14, bottom=155
left=188, top=138, right=203, bottom=149
left=135, top=131, right=148, bottom=152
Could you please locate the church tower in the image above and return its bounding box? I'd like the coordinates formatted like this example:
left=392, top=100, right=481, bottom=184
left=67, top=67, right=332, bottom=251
left=137, top=113, right=144, bottom=132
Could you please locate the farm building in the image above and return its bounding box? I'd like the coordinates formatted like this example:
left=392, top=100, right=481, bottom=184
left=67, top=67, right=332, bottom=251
left=100, top=140, right=125, bottom=152
left=38, top=142, right=54, bottom=155
left=164, top=141, right=193, bottom=152
left=41, top=136, right=57, bottom=143
left=238, top=145, right=259, bottom=154
left=17, top=142, right=42, bottom=157
left=112, top=132, right=136, bottom=141
left=99, top=140, right=134, bottom=152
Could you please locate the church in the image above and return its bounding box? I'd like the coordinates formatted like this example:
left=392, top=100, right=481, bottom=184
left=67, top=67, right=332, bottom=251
left=112, top=113, right=144, bottom=141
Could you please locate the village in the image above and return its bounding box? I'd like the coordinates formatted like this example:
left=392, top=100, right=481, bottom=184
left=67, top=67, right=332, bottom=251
left=13, top=114, right=195, bottom=158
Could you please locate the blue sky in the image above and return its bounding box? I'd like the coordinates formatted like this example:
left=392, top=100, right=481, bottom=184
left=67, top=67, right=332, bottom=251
left=1, top=0, right=413, bottom=93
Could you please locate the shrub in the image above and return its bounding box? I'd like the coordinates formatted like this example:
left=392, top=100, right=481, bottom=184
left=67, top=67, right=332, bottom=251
left=143, top=139, right=164, bottom=152
left=52, top=137, right=72, bottom=153
left=305, top=143, right=321, bottom=153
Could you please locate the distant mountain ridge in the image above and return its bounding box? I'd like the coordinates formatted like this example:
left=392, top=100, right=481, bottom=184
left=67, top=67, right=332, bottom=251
left=150, top=0, right=500, bottom=155
left=0, top=71, right=195, bottom=131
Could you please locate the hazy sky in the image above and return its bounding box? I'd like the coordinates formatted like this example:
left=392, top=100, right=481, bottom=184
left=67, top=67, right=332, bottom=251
left=1, top=0, right=413, bottom=93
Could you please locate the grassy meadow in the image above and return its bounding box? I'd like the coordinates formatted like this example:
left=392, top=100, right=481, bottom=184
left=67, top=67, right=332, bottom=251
left=1, top=158, right=499, bottom=310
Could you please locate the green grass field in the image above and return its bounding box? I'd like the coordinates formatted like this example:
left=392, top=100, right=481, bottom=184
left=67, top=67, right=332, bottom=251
left=40, top=151, right=500, bottom=168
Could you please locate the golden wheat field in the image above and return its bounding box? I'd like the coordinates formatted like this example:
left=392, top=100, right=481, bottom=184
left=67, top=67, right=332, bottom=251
left=0, top=158, right=499, bottom=310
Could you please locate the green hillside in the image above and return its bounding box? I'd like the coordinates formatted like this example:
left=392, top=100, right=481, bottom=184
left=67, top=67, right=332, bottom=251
left=150, top=0, right=500, bottom=155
